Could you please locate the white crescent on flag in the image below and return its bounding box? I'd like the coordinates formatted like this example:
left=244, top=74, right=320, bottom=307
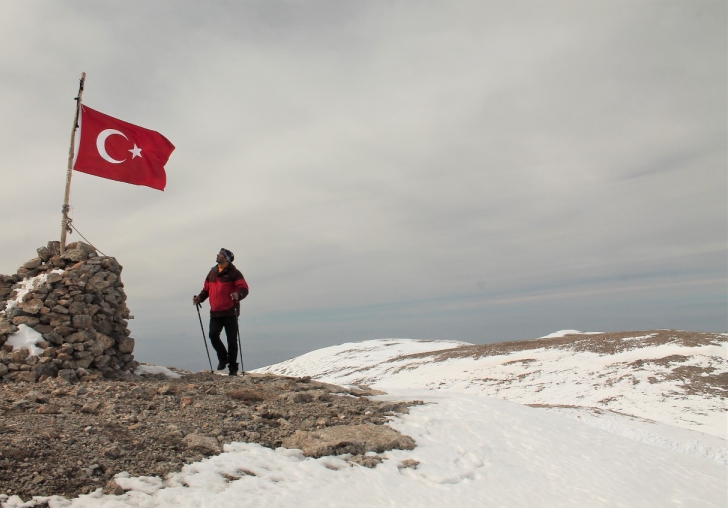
left=96, top=129, right=128, bottom=164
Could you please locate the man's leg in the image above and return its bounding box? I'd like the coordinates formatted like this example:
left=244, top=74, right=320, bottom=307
left=222, top=315, right=239, bottom=374
left=208, top=316, right=228, bottom=370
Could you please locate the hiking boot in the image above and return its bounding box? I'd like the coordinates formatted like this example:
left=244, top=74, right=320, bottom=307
left=217, top=361, right=227, bottom=371
left=228, top=363, right=238, bottom=376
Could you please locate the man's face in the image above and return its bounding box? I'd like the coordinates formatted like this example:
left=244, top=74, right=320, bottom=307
left=216, top=252, right=225, bottom=264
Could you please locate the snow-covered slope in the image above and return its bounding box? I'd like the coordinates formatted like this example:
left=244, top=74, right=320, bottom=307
left=6, top=330, right=724, bottom=508
left=256, top=330, right=727, bottom=438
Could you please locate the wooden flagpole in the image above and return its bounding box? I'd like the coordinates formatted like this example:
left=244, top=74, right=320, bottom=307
left=60, top=72, right=86, bottom=255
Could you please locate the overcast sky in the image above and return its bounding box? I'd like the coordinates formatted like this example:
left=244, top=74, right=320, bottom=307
left=1, top=1, right=725, bottom=370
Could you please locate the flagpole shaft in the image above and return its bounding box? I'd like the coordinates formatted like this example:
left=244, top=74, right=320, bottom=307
left=60, top=72, right=86, bottom=254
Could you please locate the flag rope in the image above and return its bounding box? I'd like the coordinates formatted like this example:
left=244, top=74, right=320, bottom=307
left=66, top=219, right=108, bottom=258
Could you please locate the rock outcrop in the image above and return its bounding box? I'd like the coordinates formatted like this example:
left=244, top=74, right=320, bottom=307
left=0, top=371, right=422, bottom=500
left=0, top=241, right=136, bottom=382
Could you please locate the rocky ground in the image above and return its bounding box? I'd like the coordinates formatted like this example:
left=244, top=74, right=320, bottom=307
left=0, top=369, right=420, bottom=502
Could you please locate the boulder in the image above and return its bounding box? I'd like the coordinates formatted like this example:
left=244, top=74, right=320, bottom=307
left=184, top=434, right=221, bottom=455
left=281, top=424, right=416, bottom=458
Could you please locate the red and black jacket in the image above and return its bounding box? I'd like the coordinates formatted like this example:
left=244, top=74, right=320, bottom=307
left=197, top=263, right=249, bottom=317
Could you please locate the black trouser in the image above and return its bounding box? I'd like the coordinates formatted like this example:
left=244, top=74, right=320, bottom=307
left=208, top=314, right=238, bottom=368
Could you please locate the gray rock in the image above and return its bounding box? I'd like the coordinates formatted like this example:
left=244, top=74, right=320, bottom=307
left=33, top=324, right=53, bottom=334
left=66, top=330, right=95, bottom=343
left=68, top=302, right=87, bottom=315
left=398, top=459, right=420, bottom=469
left=57, top=369, right=78, bottom=384
left=0, top=320, right=18, bottom=335
left=93, top=319, right=114, bottom=335
left=34, top=361, right=59, bottom=378
left=61, top=249, right=88, bottom=262
left=72, top=314, right=93, bottom=330
left=92, top=355, right=111, bottom=368
left=281, top=424, right=416, bottom=458
left=86, top=340, right=104, bottom=357
left=0, top=363, right=8, bottom=376
left=12, top=316, right=40, bottom=327
left=104, top=480, right=125, bottom=495
left=15, top=371, right=37, bottom=383
left=54, top=325, right=75, bottom=337
left=19, top=298, right=44, bottom=315
left=9, top=348, right=30, bottom=363
left=95, top=333, right=115, bottom=351
left=75, top=357, right=94, bottom=369
left=37, top=246, right=51, bottom=262
left=81, top=401, right=103, bottom=414
left=184, top=434, right=221, bottom=455
left=46, top=272, right=63, bottom=284
left=5, top=307, right=26, bottom=321
left=117, top=337, right=135, bottom=354
left=43, top=332, right=64, bottom=345
left=23, top=257, right=42, bottom=270
left=103, top=445, right=122, bottom=458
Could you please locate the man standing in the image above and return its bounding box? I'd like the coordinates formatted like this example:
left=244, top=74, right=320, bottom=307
left=193, top=248, right=249, bottom=376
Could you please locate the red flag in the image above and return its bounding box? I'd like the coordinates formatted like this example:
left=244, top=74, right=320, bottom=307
left=73, top=105, right=174, bottom=191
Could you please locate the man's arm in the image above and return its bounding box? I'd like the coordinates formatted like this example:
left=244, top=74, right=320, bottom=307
left=233, top=275, right=249, bottom=300
left=193, top=279, right=210, bottom=305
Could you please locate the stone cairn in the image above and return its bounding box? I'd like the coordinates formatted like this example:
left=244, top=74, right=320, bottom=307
left=0, top=241, right=136, bottom=383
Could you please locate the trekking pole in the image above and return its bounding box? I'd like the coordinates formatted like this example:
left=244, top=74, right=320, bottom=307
left=195, top=301, right=214, bottom=371
left=236, top=308, right=245, bottom=374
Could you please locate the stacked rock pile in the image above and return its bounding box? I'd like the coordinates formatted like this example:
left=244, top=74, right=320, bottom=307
left=0, top=241, right=136, bottom=383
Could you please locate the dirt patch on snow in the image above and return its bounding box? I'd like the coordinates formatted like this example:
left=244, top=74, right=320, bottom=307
left=388, top=330, right=726, bottom=362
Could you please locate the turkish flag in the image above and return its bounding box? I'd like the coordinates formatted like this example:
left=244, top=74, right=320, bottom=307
left=73, top=105, right=175, bottom=191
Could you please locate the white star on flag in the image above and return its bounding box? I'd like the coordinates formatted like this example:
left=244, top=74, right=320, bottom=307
left=129, top=144, right=142, bottom=159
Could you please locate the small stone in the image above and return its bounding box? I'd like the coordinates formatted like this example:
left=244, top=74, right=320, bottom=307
left=104, top=446, right=122, bottom=458
left=46, top=273, right=63, bottom=285
left=38, top=404, right=61, bottom=414
left=57, top=369, right=78, bottom=384
left=19, top=298, right=44, bottom=315
left=158, top=384, right=177, bottom=395
left=104, top=480, right=125, bottom=495
left=184, top=434, right=221, bottom=455
left=81, top=401, right=102, bottom=414
left=23, top=257, right=42, bottom=270
left=398, top=459, right=420, bottom=469
left=117, top=336, right=135, bottom=354
left=37, top=247, right=51, bottom=262
left=0, top=320, right=18, bottom=335
left=12, top=316, right=40, bottom=327
left=15, top=371, right=37, bottom=383
left=72, top=314, right=93, bottom=330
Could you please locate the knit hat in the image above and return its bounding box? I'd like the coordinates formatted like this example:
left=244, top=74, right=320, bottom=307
left=220, top=248, right=234, bottom=263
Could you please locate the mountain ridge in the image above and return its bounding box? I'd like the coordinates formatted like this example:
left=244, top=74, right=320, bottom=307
left=256, top=329, right=727, bottom=438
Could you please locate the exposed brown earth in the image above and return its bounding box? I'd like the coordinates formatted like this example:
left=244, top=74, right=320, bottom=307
left=392, top=330, right=725, bottom=361
left=383, top=330, right=728, bottom=398
left=0, top=370, right=419, bottom=502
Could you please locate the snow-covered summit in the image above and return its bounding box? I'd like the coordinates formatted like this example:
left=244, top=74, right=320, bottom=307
left=5, top=331, right=724, bottom=508
left=256, top=330, right=727, bottom=437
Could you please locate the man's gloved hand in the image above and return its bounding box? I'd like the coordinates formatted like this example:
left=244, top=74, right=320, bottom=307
left=193, top=295, right=200, bottom=306
left=230, top=292, right=240, bottom=301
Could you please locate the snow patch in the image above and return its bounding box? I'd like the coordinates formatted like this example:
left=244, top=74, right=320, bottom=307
left=5, top=324, right=45, bottom=357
